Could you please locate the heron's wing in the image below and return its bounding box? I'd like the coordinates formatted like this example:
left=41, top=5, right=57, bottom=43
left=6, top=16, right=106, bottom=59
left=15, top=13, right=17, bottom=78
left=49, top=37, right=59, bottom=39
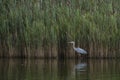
left=74, top=48, right=87, bottom=54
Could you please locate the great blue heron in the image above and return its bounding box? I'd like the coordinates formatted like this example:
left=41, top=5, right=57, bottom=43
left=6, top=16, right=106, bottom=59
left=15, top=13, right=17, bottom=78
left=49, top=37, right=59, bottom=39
left=68, top=41, right=87, bottom=54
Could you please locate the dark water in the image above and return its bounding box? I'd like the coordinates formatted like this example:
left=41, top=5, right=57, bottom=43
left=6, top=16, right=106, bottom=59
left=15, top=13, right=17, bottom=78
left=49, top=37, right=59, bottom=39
left=0, top=59, right=120, bottom=80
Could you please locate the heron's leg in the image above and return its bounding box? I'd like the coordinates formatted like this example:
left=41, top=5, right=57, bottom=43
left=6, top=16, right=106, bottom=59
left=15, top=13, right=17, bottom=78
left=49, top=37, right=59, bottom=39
left=77, top=54, right=82, bottom=59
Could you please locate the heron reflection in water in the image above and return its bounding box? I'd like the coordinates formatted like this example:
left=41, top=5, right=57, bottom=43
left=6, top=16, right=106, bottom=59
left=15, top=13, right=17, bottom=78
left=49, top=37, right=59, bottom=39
left=75, top=63, right=87, bottom=71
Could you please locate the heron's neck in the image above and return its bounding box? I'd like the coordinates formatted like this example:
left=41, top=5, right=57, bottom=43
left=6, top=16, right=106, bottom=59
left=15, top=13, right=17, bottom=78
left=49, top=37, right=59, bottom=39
left=72, top=43, right=75, bottom=48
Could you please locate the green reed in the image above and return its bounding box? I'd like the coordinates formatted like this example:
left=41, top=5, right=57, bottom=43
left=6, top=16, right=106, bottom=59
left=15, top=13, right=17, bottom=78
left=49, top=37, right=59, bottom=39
left=0, top=0, right=120, bottom=58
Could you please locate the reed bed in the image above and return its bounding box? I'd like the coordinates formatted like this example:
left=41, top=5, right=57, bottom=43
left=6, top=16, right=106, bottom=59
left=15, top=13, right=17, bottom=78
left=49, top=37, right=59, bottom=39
left=0, top=0, right=120, bottom=58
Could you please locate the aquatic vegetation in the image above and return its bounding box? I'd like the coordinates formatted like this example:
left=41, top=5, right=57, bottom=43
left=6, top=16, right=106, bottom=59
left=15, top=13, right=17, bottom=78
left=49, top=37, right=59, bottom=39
left=0, top=0, right=120, bottom=58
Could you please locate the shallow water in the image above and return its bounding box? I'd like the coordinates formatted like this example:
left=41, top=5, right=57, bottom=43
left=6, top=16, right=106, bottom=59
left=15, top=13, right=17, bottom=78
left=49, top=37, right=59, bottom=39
left=0, top=59, right=120, bottom=80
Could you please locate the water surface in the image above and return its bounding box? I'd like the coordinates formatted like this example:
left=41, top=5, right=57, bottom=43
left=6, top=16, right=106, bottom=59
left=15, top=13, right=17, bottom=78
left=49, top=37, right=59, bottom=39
left=0, top=59, right=120, bottom=80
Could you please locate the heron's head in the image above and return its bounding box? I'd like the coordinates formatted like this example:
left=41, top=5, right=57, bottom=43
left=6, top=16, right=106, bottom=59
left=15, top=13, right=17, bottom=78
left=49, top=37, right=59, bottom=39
left=68, top=41, right=75, bottom=44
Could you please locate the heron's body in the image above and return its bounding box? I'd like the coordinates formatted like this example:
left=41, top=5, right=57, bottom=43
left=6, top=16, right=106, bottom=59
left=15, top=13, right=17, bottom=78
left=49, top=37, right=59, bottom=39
left=68, top=41, right=87, bottom=54
left=74, top=47, right=87, bottom=54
